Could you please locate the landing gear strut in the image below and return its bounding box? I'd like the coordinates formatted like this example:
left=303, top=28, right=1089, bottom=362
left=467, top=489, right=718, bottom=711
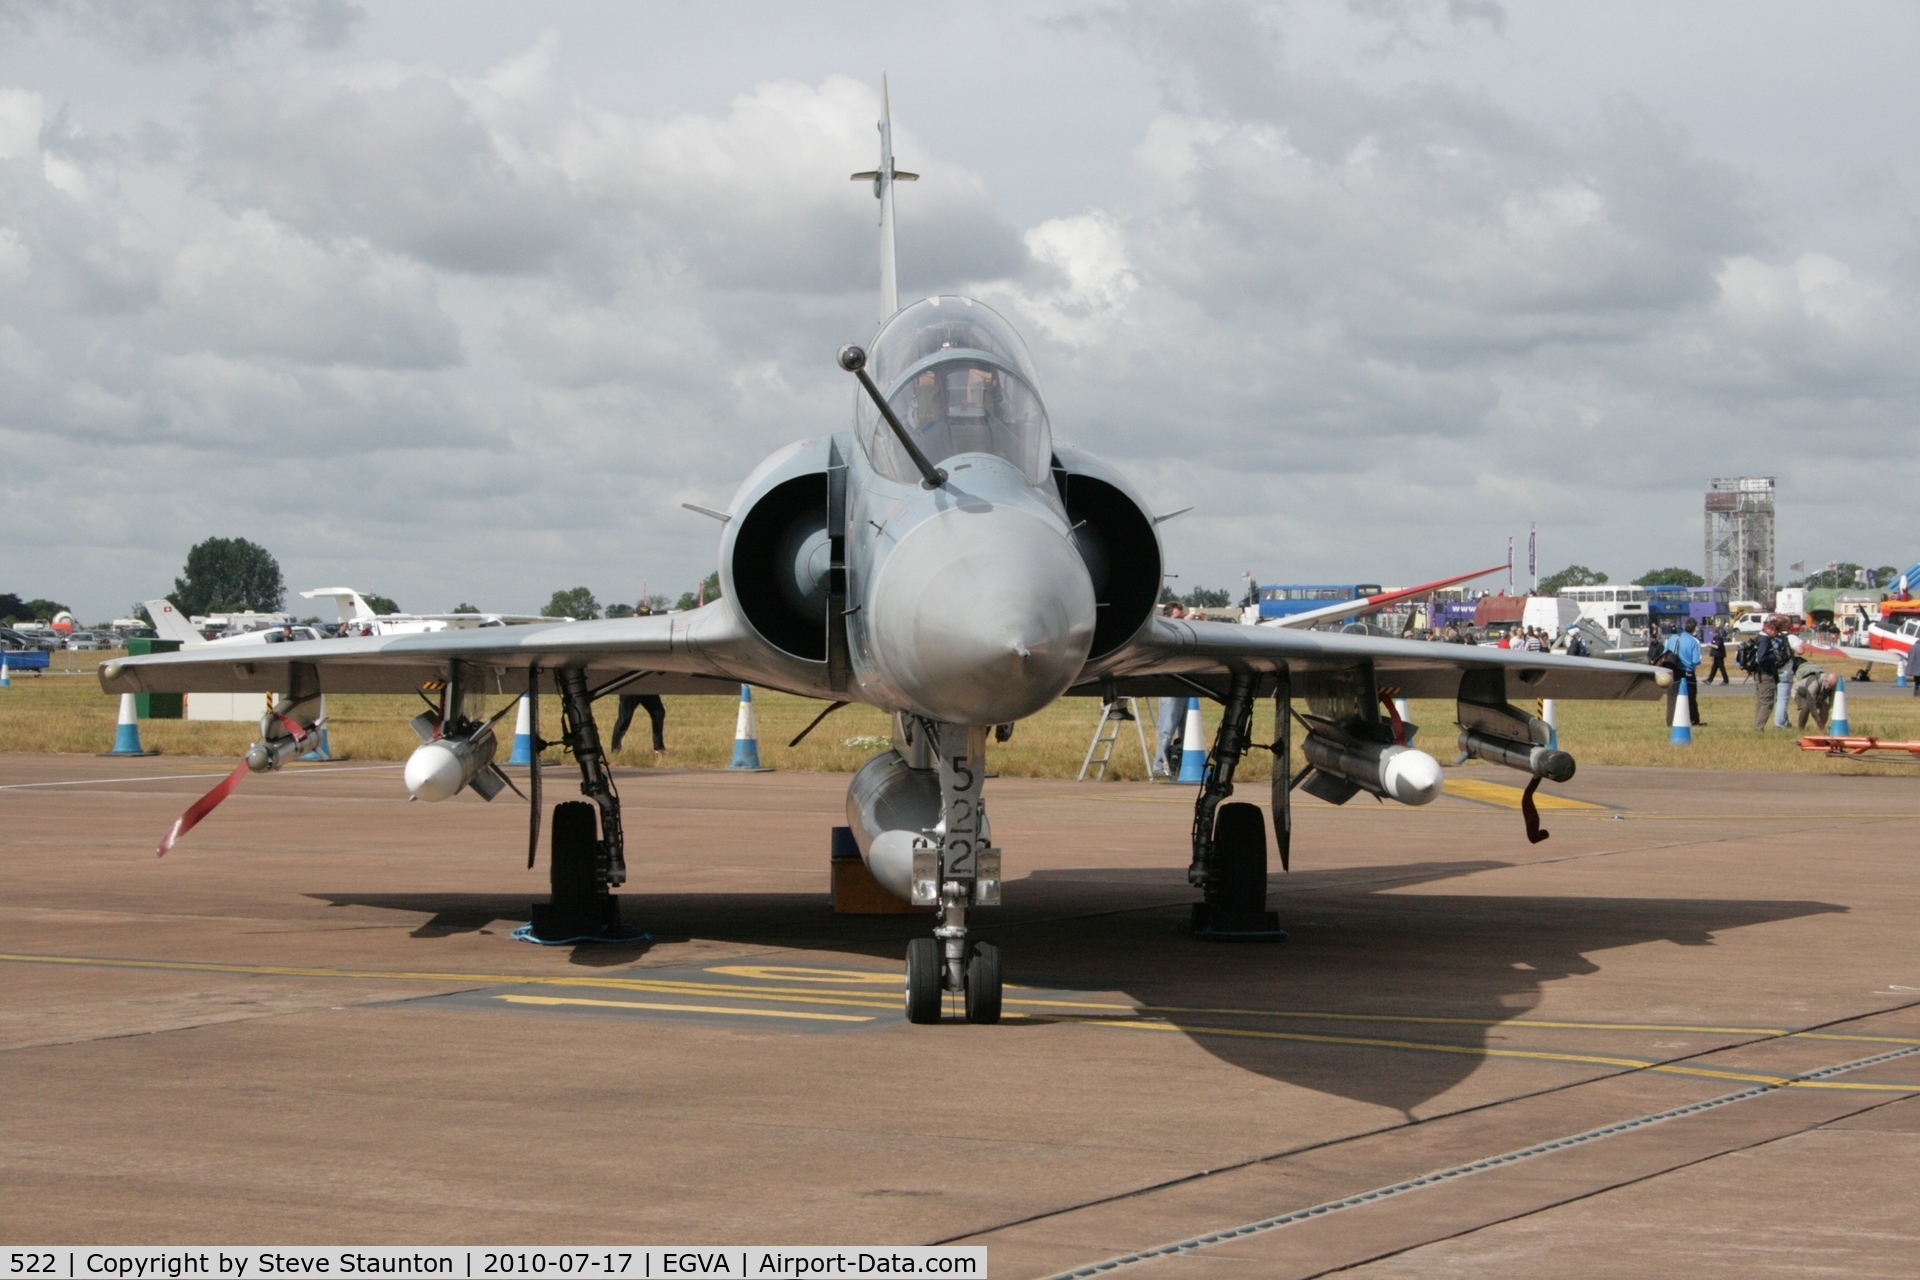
left=525, top=668, right=640, bottom=943
left=904, top=719, right=1003, bottom=1023
left=1188, top=673, right=1284, bottom=939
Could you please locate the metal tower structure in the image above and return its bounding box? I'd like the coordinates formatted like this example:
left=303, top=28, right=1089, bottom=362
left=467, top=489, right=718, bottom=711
left=1704, top=477, right=1775, bottom=603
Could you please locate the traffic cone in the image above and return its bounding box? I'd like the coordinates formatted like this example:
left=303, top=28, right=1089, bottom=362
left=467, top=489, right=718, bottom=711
left=729, top=684, right=771, bottom=771
left=0, top=654, right=9, bottom=688
left=1829, top=677, right=1850, bottom=736
left=300, top=696, right=333, bottom=760
left=1669, top=683, right=1693, bottom=745
left=104, top=692, right=157, bottom=756
left=508, top=694, right=532, bottom=764
left=1542, top=698, right=1558, bottom=749
left=1176, top=697, right=1206, bottom=783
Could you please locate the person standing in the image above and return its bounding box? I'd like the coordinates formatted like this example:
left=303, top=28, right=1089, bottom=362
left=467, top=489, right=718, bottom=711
left=1751, top=619, right=1788, bottom=730
left=1907, top=639, right=1920, bottom=697
left=1664, top=617, right=1704, bottom=726
left=1155, top=696, right=1183, bottom=777
left=609, top=693, right=668, bottom=754
left=1773, top=623, right=1797, bottom=727
left=1704, top=622, right=1730, bottom=684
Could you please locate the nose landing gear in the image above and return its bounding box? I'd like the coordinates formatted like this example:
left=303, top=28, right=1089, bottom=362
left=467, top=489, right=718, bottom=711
left=903, top=720, right=1004, bottom=1024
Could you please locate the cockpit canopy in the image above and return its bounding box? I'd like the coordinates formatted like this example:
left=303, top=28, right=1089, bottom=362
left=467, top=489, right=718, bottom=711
left=855, top=295, right=1052, bottom=486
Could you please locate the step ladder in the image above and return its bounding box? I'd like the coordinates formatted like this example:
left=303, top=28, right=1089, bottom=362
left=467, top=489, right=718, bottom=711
left=1079, top=697, right=1162, bottom=781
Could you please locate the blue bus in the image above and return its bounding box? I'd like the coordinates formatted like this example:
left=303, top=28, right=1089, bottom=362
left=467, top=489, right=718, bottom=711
left=1645, top=585, right=1730, bottom=631
left=1255, top=583, right=1383, bottom=621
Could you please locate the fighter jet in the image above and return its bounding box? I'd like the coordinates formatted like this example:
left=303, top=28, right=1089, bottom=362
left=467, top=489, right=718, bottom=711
left=101, top=87, right=1667, bottom=1025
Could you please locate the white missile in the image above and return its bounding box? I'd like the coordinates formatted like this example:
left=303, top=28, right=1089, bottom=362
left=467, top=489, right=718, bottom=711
left=1302, top=734, right=1445, bottom=806
left=405, top=727, right=498, bottom=802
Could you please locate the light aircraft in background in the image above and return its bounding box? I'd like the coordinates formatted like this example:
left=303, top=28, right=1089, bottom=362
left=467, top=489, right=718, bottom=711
left=144, top=600, right=324, bottom=648
left=300, top=588, right=550, bottom=637
left=103, top=86, right=1666, bottom=1025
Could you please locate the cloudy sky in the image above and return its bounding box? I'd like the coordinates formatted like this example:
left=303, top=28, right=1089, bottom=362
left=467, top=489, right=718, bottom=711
left=3, top=0, right=1916, bottom=621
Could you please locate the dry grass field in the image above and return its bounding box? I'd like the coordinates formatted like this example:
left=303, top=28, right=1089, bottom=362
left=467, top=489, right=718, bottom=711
left=4, top=651, right=1918, bottom=778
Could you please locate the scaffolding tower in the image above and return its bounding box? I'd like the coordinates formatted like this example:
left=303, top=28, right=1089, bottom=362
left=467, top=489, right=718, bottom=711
left=1704, top=477, right=1775, bottom=604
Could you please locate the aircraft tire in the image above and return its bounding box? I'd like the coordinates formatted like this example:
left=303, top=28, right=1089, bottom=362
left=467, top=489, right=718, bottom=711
left=964, top=940, right=1002, bottom=1024
left=1211, top=801, right=1269, bottom=920
left=550, top=801, right=599, bottom=902
left=905, top=936, right=943, bottom=1024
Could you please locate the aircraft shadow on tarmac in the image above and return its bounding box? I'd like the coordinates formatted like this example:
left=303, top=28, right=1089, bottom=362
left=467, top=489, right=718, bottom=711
left=313, top=859, right=1844, bottom=1113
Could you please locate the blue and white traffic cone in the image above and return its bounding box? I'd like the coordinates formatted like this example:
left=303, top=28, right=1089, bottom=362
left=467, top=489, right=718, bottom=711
left=106, top=692, right=153, bottom=755
left=508, top=694, right=533, bottom=764
left=1669, top=683, right=1693, bottom=745
left=1542, top=698, right=1558, bottom=749
left=1829, top=678, right=1850, bottom=736
left=1897, top=664, right=1908, bottom=689
left=730, top=684, right=770, bottom=770
left=0, top=654, right=9, bottom=688
left=1176, top=697, right=1206, bottom=784
left=300, top=696, right=333, bottom=760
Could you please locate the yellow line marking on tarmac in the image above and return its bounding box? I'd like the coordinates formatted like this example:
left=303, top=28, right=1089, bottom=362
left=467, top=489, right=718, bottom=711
left=1022, top=1016, right=1920, bottom=1091
left=0, top=952, right=902, bottom=1011
left=494, top=994, right=872, bottom=1022
left=708, top=965, right=901, bottom=985
left=1443, top=778, right=1607, bottom=810
left=997, top=997, right=1920, bottom=1044
left=8, top=952, right=1919, bottom=1070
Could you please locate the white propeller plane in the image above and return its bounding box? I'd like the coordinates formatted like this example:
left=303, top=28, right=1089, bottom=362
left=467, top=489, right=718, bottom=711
left=102, top=88, right=1667, bottom=1024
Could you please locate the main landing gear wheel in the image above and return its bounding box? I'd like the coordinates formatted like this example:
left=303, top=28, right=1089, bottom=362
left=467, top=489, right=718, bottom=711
left=964, top=940, right=1002, bottom=1024
left=905, top=936, right=943, bottom=1024
left=1198, top=802, right=1285, bottom=939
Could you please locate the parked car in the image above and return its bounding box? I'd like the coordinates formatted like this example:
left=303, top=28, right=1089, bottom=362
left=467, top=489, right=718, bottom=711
left=0, top=626, right=61, bottom=651
left=62, top=630, right=111, bottom=650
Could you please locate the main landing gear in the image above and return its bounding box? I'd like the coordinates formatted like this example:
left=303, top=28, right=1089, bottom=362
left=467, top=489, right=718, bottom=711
left=1187, top=672, right=1286, bottom=940
left=903, top=719, right=1004, bottom=1024
left=525, top=668, right=641, bottom=943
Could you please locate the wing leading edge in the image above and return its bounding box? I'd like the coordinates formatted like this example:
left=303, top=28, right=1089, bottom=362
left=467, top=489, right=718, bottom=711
left=98, top=603, right=803, bottom=698
left=1082, top=617, right=1668, bottom=701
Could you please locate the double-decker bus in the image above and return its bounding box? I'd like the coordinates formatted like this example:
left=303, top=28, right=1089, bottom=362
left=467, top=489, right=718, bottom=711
left=1254, top=583, right=1384, bottom=621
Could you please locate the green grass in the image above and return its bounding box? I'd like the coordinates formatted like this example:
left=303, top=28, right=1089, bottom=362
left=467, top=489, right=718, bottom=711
left=3, top=658, right=1915, bottom=777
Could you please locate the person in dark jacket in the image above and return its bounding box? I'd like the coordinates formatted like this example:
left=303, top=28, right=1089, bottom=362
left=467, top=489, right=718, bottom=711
left=610, top=693, right=668, bottom=754
left=1704, top=622, right=1730, bottom=684
left=1752, top=620, right=1790, bottom=730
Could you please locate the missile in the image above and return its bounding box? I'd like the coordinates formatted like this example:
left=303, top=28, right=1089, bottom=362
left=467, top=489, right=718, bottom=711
left=1456, top=729, right=1575, bottom=782
left=244, top=735, right=304, bottom=773
left=1301, top=734, right=1444, bottom=806
left=405, top=725, right=500, bottom=802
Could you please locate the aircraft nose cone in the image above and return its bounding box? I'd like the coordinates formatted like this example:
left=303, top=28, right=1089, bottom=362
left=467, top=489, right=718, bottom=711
left=869, top=503, right=1096, bottom=724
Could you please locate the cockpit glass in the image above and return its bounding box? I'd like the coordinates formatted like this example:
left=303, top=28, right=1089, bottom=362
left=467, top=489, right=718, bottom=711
left=855, top=296, right=1051, bottom=485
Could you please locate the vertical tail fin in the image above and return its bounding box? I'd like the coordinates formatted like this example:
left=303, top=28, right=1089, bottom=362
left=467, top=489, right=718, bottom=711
left=299, top=588, right=377, bottom=622
left=143, top=599, right=204, bottom=647
left=850, top=76, right=917, bottom=322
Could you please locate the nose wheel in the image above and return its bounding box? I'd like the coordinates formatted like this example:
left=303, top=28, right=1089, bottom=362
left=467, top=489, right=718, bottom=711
left=904, top=937, right=1002, bottom=1024
left=964, top=941, right=1002, bottom=1023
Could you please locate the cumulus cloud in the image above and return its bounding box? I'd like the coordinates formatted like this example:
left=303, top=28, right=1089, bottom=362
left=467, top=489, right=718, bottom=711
left=0, top=0, right=362, bottom=57
left=0, top=3, right=1914, bottom=619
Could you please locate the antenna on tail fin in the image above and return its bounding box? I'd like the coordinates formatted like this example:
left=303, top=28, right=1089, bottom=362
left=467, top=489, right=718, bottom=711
left=850, top=76, right=917, bottom=322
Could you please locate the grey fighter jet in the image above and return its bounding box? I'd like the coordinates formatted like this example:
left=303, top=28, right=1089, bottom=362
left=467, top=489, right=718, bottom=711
left=101, top=88, right=1666, bottom=1024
